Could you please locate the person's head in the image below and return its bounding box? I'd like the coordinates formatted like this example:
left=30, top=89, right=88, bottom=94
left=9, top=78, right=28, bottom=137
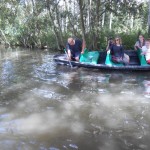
left=114, top=37, right=122, bottom=45
left=139, top=35, right=144, bottom=42
left=68, top=38, right=75, bottom=45
left=108, top=37, right=112, bottom=41
left=145, top=39, right=150, bottom=48
left=108, top=37, right=114, bottom=44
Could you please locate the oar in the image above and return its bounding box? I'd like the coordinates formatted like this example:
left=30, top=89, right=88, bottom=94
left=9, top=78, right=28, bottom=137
left=64, top=49, right=73, bottom=68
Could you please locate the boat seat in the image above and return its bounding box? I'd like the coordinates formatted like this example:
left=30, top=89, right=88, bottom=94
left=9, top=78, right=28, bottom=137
left=80, top=49, right=100, bottom=64
left=105, top=50, right=124, bottom=66
left=137, top=49, right=149, bottom=66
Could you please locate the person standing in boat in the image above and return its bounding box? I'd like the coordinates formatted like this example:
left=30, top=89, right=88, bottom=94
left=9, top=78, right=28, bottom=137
left=66, top=38, right=86, bottom=61
left=134, top=35, right=145, bottom=50
left=141, top=39, right=150, bottom=64
left=110, top=37, right=130, bottom=65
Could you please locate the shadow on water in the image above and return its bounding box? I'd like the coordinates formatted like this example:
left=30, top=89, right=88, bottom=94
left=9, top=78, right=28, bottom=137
left=0, top=47, right=150, bottom=149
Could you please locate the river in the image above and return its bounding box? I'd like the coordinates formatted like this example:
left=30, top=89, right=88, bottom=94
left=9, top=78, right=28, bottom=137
left=0, top=46, right=150, bottom=150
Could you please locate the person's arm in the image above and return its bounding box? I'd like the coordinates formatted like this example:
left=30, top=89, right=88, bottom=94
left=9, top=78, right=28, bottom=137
left=106, top=41, right=109, bottom=51
left=135, top=45, right=141, bottom=50
left=134, top=41, right=141, bottom=50
left=67, top=50, right=72, bottom=60
left=110, top=45, right=113, bottom=55
left=66, top=43, right=72, bottom=60
left=141, top=46, right=147, bottom=55
left=121, top=46, right=124, bottom=58
left=134, top=44, right=138, bottom=50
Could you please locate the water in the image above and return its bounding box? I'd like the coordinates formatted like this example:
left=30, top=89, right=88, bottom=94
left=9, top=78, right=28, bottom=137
left=0, top=46, right=150, bottom=150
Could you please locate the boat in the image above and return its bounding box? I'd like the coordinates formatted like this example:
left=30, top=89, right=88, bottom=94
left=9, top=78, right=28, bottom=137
left=53, top=49, right=150, bottom=71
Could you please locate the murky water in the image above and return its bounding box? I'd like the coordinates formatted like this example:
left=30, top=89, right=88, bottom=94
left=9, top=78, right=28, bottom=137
left=0, top=46, right=150, bottom=150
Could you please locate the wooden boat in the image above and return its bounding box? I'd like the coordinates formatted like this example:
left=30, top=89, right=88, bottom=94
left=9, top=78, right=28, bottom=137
left=53, top=49, right=150, bottom=71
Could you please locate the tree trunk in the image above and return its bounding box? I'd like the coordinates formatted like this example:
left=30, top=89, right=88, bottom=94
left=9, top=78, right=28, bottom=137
left=130, top=15, right=134, bottom=29
left=148, top=0, right=150, bottom=35
left=78, top=0, right=86, bottom=42
left=109, top=12, right=113, bottom=30
left=102, top=4, right=105, bottom=27
left=64, top=0, right=78, bottom=37
left=95, top=0, right=101, bottom=49
left=31, top=0, right=35, bottom=13
left=55, top=4, right=64, bottom=47
left=0, top=29, right=10, bottom=46
left=46, top=1, right=62, bottom=49
left=87, top=0, right=92, bottom=32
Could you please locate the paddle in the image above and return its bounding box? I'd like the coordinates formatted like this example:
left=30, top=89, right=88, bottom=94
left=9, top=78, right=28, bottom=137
left=64, top=49, right=73, bottom=68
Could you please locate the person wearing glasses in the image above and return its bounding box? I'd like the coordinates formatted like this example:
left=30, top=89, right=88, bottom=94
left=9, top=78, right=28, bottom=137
left=66, top=38, right=86, bottom=61
left=134, top=35, right=145, bottom=50
left=110, top=37, right=130, bottom=65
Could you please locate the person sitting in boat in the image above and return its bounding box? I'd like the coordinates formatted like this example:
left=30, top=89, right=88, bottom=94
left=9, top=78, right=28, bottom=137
left=66, top=38, right=86, bottom=61
left=106, top=37, right=114, bottom=51
left=110, top=37, right=130, bottom=65
left=134, top=34, right=145, bottom=50
left=141, top=39, right=150, bottom=64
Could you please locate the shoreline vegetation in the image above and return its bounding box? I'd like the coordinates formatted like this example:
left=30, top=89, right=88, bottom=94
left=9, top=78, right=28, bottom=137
left=0, top=0, right=149, bottom=51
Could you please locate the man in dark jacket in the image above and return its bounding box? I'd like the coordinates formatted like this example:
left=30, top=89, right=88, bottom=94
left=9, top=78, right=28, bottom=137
left=66, top=38, right=85, bottom=61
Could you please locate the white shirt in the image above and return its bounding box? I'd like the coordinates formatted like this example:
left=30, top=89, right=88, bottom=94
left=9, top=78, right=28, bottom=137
left=142, top=46, right=150, bottom=60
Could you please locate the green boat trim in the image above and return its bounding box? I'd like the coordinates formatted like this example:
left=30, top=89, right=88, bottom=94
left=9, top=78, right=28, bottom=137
left=105, top=50, right=124, bottom=66
left=80, top=49, right=150, bottom=67
left=80, top=49, right=100, bottom=64
left=137, top=49, right=149, bottom=66
left=80, top=49, right=124, bottom=66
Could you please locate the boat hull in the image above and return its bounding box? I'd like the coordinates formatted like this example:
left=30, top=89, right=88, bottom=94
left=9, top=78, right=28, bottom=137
left=53, top=51, right=150, bottom=71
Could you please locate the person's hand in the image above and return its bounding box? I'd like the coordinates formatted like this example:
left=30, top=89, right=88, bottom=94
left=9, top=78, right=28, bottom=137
left=81, top=51, right=84, bottom=54
left=141, top=52, right=146, bottom=55
left=107, top=50, right=110, bottom=54
left=136, top=46, right=141, bottom=50
left=67, top=56, right=71, bottom=60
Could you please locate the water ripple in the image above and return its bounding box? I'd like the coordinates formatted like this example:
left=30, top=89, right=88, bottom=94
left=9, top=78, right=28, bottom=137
left=31, top=88, right=66, bottom=100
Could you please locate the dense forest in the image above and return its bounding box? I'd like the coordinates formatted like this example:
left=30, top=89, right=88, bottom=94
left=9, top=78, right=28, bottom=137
left=0, top=0, right=149, bottom=50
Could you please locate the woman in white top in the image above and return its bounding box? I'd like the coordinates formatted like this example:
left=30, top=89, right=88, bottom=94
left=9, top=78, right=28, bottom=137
left=142, top=39, right=150, bottom=64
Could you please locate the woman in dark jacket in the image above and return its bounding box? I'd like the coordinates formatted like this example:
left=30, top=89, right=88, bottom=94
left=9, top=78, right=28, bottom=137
left=110, top=37, right=130, bottom=65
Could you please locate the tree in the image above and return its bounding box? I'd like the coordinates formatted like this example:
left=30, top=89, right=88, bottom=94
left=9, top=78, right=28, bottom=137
left=78, top=0, right=86, bottom=42
left=0, top=0, right=149, bottom=49
left=148, top=0, right=150, bottom=35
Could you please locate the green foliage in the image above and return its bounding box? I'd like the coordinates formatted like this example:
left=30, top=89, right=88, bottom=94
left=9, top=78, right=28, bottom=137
left=0, top=0, right=149, bottom=50
left=40, top=30, right=57, bottom=49
left=120, top=32, right=140, bottom=50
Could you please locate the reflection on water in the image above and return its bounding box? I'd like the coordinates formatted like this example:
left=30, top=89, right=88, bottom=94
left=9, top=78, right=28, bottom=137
left=143, top=80, right=150, bottom=98
left=0, top=46, right=150, bottom=149
left=1, top=60, right=15, bottom=86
